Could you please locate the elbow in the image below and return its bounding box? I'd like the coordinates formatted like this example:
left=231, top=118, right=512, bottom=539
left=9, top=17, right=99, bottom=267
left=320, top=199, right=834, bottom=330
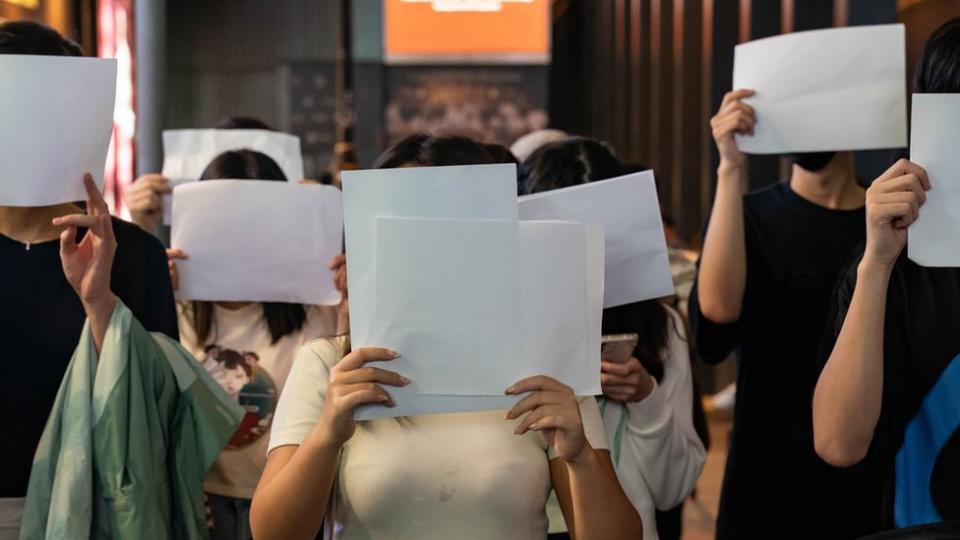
left=814, top=428, right=869, bottom=468
left=696, top=288, right=741, bottom=324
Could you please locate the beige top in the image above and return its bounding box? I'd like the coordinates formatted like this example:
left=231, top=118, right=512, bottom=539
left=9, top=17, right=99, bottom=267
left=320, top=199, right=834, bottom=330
left=178, top=302, right=337, bottom=499
left=270, top=338, right=609, bottom=540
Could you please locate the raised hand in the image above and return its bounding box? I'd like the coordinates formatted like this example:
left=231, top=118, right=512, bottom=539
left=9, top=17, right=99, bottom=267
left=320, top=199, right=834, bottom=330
left=124, top=173, right=170, bottom=232
left=711, top=89, right=756, bottom=168
left=863, top=159, right=930, bottom=269
left=319, top=347, right=409, bottom=445
left=600, top=357, right=656, bottom=403
left=506, top=376, right=589, bottom=463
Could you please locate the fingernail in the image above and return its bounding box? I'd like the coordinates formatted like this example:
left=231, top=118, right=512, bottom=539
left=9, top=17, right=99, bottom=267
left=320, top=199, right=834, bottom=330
left=387, top=349, right=400, bottom=358
left=514, top=426, right=522, bottom=435
left=380, top=395, right=389, bottom=402
left=505, top=385, right=516, bottom=395
left=52, top=218, right=61, bottom=225
left=400, top=376, right=411, bottom=384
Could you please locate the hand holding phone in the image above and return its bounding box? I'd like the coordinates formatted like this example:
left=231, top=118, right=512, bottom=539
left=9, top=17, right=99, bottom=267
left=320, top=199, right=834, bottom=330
left=600, top=333, right=638, bottom=364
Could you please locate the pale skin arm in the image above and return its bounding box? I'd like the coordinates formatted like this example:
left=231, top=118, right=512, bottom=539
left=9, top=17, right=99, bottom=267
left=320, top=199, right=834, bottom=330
left=250, top=347, right=407, bottom=540
left=813, top=159, right=929, bottom=467
left=697, top=89, right=756, bottom=324
left=506, top=376, right=644, bottom=540
left=53, top=174, right=119, bottom=353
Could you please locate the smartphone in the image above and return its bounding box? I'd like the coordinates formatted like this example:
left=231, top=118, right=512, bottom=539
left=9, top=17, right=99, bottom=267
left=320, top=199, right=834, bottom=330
left=601, top=333, right=638, bottom=364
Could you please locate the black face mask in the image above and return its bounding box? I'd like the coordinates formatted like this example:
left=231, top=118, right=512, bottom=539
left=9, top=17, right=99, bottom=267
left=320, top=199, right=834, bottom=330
left=789, top=151, right=837, bottom=172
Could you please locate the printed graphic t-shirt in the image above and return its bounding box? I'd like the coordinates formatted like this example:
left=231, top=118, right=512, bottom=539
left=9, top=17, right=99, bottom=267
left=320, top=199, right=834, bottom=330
left=827, top=256, right=960, bottom=529
left=178, top=302, right=337, bottom=499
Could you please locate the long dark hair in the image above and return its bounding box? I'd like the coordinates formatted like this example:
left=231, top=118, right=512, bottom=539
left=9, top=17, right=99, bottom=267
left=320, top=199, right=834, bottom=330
left=914, top=17, right=960, bottom=94
left=188, top=149, right=307, bottom=345
left=522, top=136, right=672, bottom=381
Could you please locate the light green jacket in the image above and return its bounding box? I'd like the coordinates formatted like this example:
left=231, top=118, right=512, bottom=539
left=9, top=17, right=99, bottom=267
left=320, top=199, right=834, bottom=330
left=20, top=302, right=244, bottom=540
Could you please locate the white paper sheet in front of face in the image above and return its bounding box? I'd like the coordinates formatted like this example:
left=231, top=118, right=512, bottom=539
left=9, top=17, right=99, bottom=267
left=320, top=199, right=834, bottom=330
left=341, top=164, right=519, bottom=349
left=733, top=24, right=907, bottom=154
left=908, top=94, right=960, bottom=267
left=0, top=55, right=117, bottom=206
left=161, top=129, right=304, bottom=224
left=170, top=180, right=343, bottom=305
left=355, top=219, right=604, bottom=420
left=519, top=170, right=674, bottom=307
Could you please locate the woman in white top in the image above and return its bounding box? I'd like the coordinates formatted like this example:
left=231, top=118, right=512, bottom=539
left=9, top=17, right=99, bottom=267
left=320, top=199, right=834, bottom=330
left=250, top=135, right=644, bottom=540
left=167, top=149, right=339, bottom=540
left=522, top=137, right=706, bottom=540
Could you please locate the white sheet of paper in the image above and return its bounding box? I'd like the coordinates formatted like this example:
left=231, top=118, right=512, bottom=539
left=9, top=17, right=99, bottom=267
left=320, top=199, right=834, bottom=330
left=356, top=223, right=604, bottom=420
left=369, top=217, right=600, bottom=396
left=519, top=171, right=674, bottom=307
left=0, top=55, right=117, bottom=206
left=733, top=24, right=906, bottom=154
left=161, top=129, right=304, bottom=224
left=171, top=180, right=342, bottom=304
left=908, top=94, right=960, bottom=267
left=341, top=164, right=518, bottom=349
left=356, top=221, right=603, bottom=420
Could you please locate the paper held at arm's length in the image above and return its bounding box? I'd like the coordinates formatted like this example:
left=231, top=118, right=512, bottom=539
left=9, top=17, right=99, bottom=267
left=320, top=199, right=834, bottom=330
left=341, top=164, right=519, bottom=348
left=908, top=94, right=960, bottom=267
left=170, top=180, right=343, bottom=305
left=356, top=219, right=604, bottom=420
left=0, top=55, right=117, bottom=206
left=733, top=24, right=907, bottom=154
left=161, top=129, right=304, bottom=224
left=519, top=170, right=675, bottom=307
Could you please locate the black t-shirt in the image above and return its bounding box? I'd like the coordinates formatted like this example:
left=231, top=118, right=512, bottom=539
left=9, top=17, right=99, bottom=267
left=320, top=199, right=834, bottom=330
left=828, top=255, right=960, bottom=530
left=689, top=183, right=881, bottom=539
left=1, top=217, right=178, bottom=498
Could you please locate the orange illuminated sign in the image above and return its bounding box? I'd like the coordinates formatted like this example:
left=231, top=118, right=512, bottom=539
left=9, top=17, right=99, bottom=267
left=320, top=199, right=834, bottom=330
left=384, top=0, right=550, bottom=63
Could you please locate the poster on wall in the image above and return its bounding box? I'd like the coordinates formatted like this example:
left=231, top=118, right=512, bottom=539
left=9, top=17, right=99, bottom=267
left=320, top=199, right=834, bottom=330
left=384, top=65, right=548, bottom=146
left=384, top=0, right=550, bottom=64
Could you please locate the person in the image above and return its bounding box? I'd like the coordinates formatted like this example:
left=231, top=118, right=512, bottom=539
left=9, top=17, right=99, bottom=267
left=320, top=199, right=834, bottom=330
left=523, top=136, right=706, bottom=540
left=249, top=134, right=643, bottom=540
left=0, top=21, right=178, bottom=538
left=167, top=149, right=338, bottom=540
left=688, top=84, right=882, bottom=535
left=123, top=116, right=274, bottom=234
left=814, top=18, right=960, bottom=532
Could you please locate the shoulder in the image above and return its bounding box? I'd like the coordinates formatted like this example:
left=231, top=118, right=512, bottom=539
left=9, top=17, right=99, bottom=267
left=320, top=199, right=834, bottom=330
left=298, top=335, right=349, bottom=373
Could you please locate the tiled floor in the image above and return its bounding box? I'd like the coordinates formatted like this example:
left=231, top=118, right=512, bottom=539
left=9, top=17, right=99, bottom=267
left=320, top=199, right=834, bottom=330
left=681, top=415, right=731, bottom=540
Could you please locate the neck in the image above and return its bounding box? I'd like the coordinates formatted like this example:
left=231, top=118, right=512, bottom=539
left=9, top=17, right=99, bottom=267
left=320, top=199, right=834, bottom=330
left=788, top=152, right=864, bottom=210
left=0, top=204, right=82, bottom=244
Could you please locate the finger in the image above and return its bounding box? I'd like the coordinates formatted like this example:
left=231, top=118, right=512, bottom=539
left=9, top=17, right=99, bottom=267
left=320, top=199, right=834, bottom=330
left=337, top=347, right=401, bottom=371
left=720, top=88, right=756, bottom=109
left=166, top=248, right=190, bottom=261
left=601, top=373, right=636, bottom=387
left=149, top=176, right=172, bottom=194
left=515, top=406, right=553, bottom=435
left=505, top=391, right=568, bottom=420
left=339, top=388, right=395, bottom=410
left=600, top=361, right=635, bottom=376
left=506, top=375, right=570, bottom=395
left=873, top=202, right=918, bottom=226
left=870, top=174, right=928, bottom=203
left=93, top=214, right=116, bottom=267
left=59, top=226, right=78, bottom=259
left=169, top=260, right=179, bottom=292
left=53, top=214, right=99, bottom=228
left=340, top=382, right=395, bottom=407
left=603, top=389, right=634, bottom=402
left=82, top=174, right=109, bottom=216
left=875, top=159, right=929, bottom=188
left=521, top=415, right=575, bottom=435
left=328, top=254, right=346, bottom=270
left=335, top=366, right=410, bottom=387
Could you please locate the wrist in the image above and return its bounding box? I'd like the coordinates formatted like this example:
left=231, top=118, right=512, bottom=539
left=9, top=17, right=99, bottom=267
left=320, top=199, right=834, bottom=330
left=857, top=257, right=896, bottom=278
left=564, top=442, right=597, bottom=469
left=82, top=293, right=118, bottom=318
left=717, top=159, right=747, bottom=176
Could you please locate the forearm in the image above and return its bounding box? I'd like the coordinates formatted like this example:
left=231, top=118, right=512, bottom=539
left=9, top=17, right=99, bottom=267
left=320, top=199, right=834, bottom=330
left=697, top=163, right=749, bottom=323
left=250, top=431, right=342, bottom=540
left=84, top=295, right=118, bottom=355
left=813, top=261, right=890, bottom=467
left=565, top=449, right=644, bottom=540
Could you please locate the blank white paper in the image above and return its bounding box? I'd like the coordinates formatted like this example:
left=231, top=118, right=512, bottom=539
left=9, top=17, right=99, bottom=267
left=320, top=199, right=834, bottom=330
left=369, top=217, right=600, bottom=397
left=171, top=180, right=343, bottom=305
left=519, top=171, right=674, bottom=307
left=909, top=94, right=960, bottom=267
left=733, top=24, right=907, bottom=154
left=341, top=164, right=519, bottom=349
left=356, top=220, right=603, bottom=419
left=161, top=129, right=304, bottom=224
left=0, top=55, right=117, bottom=206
